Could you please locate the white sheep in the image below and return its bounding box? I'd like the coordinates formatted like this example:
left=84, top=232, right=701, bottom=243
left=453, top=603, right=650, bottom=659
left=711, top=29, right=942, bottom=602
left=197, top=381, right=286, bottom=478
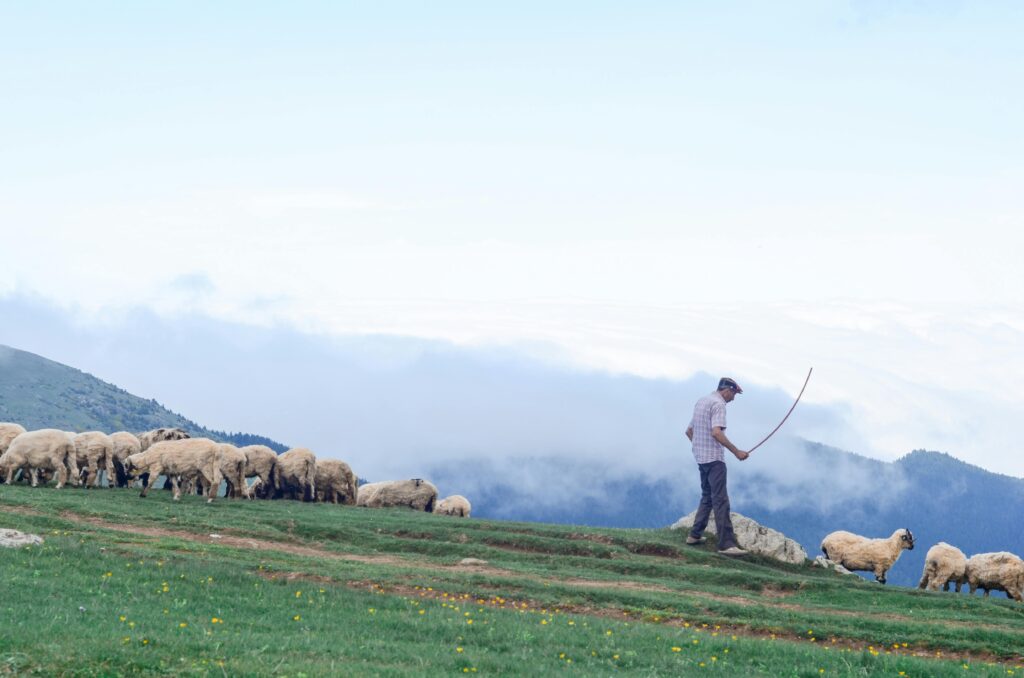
left=124, top=438, right=221, bottom=502
left=314, top=459, right=358, bottom=505
left=108, top=432, right=142, bottom=488
left=273, top=448, right=317, bottom=502
left=239, top=445, right=277, bottom=498
left=964, top=552, right=1024, bottom=602
left=357, top=479, right=438, bottom=512
left=73, top=431, right=115, bottom=488
left=0, top=429, right=79, bottom=488
left=820, top=528, right=915, bottom=584
left=0, top=423, right=26, bottom=455
left=918, top=542, right=968, bottom=592
left=434, top=494, right=471, bottom=518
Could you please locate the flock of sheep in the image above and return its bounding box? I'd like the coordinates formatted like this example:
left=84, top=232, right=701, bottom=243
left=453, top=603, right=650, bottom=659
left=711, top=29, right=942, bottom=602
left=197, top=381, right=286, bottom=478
left=3, top=423, right=1020, bottom=601
left=0, top=423, right=471, bottom=518
left=820, top=528, right=1024, bottom=602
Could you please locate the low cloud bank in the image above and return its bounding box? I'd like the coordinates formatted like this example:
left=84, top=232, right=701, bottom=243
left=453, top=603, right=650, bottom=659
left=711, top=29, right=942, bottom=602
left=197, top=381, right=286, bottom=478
left=0, top=295, right=919, bottom=518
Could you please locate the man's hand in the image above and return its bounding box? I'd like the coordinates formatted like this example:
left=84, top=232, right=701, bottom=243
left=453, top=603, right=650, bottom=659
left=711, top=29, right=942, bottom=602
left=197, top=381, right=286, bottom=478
left=733, top=450, right=750, bottom=461
left=685, top=426, right=694, bottom=442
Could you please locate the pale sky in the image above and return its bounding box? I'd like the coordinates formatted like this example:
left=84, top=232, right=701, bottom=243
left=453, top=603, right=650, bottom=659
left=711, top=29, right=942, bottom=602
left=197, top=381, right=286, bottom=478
left=2, top=2, right=1023, bottom=476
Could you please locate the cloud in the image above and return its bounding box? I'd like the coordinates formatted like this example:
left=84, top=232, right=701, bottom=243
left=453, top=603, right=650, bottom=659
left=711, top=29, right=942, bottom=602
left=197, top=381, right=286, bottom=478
left=0, top=293, right=900, bottom=518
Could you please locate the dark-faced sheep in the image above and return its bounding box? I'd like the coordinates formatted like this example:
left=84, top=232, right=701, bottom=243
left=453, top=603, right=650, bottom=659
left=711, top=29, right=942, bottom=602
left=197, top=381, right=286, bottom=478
left=965, top=552, right=1024, bottom=602
left=124, top=438, right=221, bottom=502
left=0, top=429, right=78, bottom=489
left=357, top=479, right=437, bottom=512
left=273, top=448, right=317, bottom=502
left=820, top=528, right=915, bottom=584
left=918, top=542, right=968, bottom=592
left=434, top=494, right=471, bottom=518
left=314, top=459, right=358, bottom=505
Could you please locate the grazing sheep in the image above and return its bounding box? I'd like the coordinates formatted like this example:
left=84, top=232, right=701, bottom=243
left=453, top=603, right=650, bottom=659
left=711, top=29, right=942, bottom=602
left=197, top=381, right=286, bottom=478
left=820, top=528, right=915, bottom=584
left=239, top=445, right=277, bottom=498
left=965, top=552, right=1024, bottom=602
left=0, top=429, right=78, bottom=488
left=357, top=479, right=438, bottom=512
left=434, top=494, right=471, bottom=518
left=0, top=423, right=26, bottom=455
left=137, top=427, right=191, bottom=451
left=108, top=432, right=142, bottom=488
left=918, top=542, right=968, bottom=592
left=314, top=459, right=358, bottom=505
left=73, top=431, right=115, bottom=488
left=124, top=438, right=221, bottom=502
left=273, top=448, right=317, bottom=501
left=203, top=443, right=249, bottom=498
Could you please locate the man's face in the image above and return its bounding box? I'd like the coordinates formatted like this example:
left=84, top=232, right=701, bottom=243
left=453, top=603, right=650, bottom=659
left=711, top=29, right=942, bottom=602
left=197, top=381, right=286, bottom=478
left=721, top=387, right=737, bottom=403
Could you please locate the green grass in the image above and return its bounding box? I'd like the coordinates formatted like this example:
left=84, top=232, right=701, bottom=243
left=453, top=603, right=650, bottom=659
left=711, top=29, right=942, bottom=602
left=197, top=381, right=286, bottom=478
left=1, top=485, right=1023, bottom=676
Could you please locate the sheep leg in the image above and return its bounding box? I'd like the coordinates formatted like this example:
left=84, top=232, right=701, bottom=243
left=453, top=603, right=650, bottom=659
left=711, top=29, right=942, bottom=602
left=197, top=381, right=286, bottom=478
left=29, top=467, right=40, bottom=488
left=90, top=459, right=102, bottom=488
left=917, top=573, right=929, bottom=590
left=202, top=467, right=218, bottom=503
left=171, top=475, right=182, bottom=501
left=104, top=454, right=117, bottom=488
left=874, top=566, right=887, bottom=584
left=140, top=465, right=162, bottom=497
left=55, top=463, right=68, bottom=489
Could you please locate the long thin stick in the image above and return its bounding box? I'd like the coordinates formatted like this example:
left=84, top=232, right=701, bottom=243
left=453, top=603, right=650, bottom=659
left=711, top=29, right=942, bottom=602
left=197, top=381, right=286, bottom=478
left=749, top=367, right=813, bottom=453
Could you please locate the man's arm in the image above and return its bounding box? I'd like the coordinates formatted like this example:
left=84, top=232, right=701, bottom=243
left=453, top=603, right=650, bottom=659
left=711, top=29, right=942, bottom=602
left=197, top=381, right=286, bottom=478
left=685, top=425, right=694, bottom=442
left=712, top=426, right=749, bottom=460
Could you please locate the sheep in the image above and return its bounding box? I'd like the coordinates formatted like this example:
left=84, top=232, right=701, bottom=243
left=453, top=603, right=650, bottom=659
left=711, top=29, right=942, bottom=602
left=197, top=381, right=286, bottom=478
left=137, top=427, right=191, bottom=451
left=0, top=423, right=26, bottom=455
left=239, top=445, right=277, bottom=499
left=820, top=528, right=915, bottom=584
left=0, top=429, right=78, bottom=488
left=314, top=459, right=358, bottom=505
left=918, top=542, right=968, bottom=592
left=197, top=443, right=248, bottom=499
left=137, top=428, right=193, bottom=491
left=272, top=448, right=317, bottom=502
left=108, top=432, right=142, bottom=488
left=0, top=423, right=29, bottom=483
left=124, top=438, right=221, bottom=502
left=964, top=552, right=1024, bottom=602
left=434, top=494, right=471, bottom=518
left=73, top=431, right=115, bottom=488
left=357, top=478, right=438, bottom=512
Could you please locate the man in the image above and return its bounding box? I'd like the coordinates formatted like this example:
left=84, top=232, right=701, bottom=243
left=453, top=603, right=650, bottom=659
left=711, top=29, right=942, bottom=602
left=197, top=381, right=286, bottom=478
left=685, top=377, right=749, bottom=557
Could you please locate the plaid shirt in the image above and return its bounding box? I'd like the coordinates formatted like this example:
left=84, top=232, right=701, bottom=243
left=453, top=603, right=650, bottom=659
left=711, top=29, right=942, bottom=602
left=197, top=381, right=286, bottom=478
left=689, top=391, right=728, bottom=463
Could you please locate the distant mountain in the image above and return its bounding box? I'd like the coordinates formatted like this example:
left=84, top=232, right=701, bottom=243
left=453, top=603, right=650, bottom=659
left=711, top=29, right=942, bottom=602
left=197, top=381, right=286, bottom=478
left=5, top=341, right=1021, bottom=592
left=0, top=344, right=287, bottom=452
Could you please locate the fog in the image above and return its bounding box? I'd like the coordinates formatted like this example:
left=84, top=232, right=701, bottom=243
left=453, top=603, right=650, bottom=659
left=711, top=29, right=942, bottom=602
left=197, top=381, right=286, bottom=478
left=0, top=295, right=918, bottom=517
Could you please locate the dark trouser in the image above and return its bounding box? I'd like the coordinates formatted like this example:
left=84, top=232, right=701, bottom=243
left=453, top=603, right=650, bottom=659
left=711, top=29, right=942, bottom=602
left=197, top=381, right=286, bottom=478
left=689, top=460, right=737, bottom=550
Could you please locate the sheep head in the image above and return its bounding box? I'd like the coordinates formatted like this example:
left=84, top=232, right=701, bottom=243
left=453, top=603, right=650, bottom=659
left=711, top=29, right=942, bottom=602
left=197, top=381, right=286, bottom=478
left=898, top=528, right=915, bottom=551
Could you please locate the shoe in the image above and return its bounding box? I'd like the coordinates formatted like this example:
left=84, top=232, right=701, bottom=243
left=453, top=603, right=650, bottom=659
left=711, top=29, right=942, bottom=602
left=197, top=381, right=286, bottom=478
left=685, top=536, right=706, bottom=545
left=717, top=546, right=748, bottom=557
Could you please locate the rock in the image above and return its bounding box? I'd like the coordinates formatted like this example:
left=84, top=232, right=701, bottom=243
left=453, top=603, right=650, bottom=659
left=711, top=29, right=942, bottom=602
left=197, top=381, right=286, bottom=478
left=0, top=528, right=44, bottom=548
left=670, top=511, right=807, bottom=564
left=458, top=558, right=489, bottom=566
left=813, top=555, right=853, bottom=575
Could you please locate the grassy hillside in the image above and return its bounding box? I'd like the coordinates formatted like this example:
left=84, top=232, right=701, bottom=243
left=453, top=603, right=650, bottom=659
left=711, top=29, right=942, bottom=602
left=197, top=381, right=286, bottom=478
left=1, top=486, right=1022, bottom=676
left=0, top=344, right=286, bottom=451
